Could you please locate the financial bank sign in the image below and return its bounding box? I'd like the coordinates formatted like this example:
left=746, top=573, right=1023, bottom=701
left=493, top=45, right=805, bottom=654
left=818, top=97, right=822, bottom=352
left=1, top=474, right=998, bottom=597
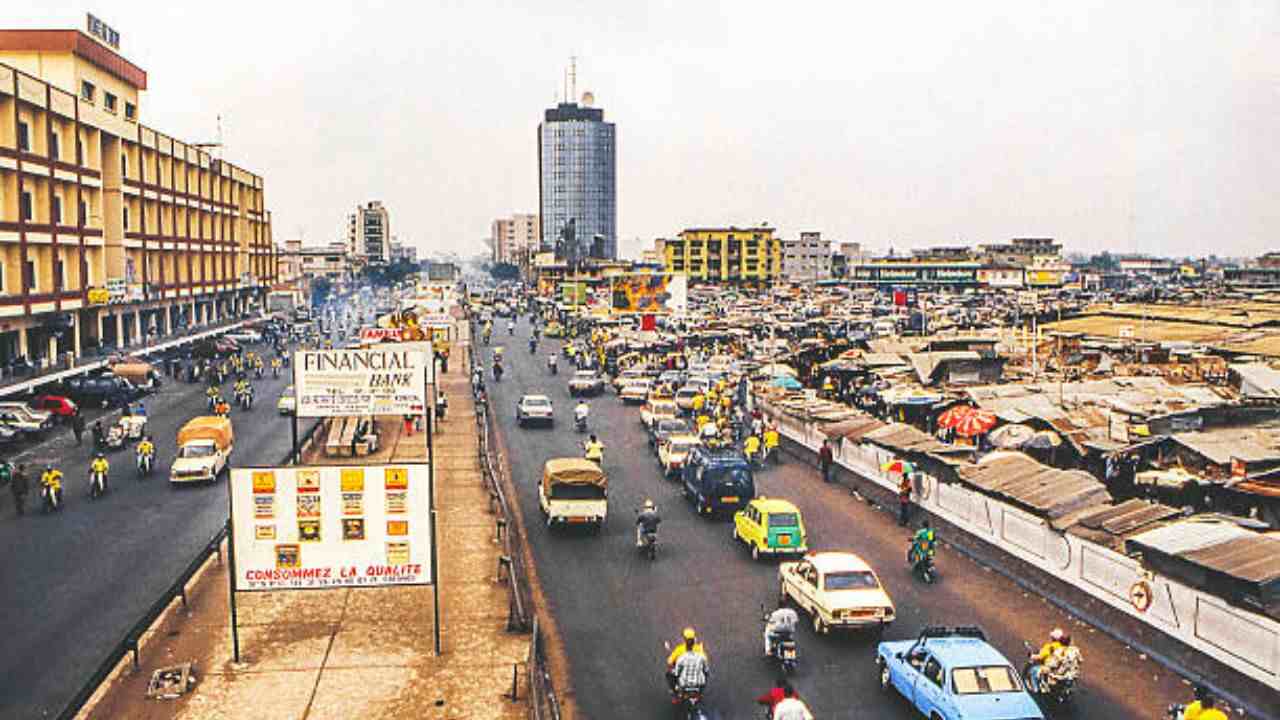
left=86, top=13, right=120, bottom=49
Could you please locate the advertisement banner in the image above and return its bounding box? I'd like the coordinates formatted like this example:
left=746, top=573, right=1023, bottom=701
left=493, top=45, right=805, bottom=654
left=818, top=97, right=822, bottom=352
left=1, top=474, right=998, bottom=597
left=294, top=347, right=430, bottom=417
left=560, top=282, right=589, bottom=305
left=230, top=464, right=432, bottom=591
left=610, top=274, right=687, bottom=314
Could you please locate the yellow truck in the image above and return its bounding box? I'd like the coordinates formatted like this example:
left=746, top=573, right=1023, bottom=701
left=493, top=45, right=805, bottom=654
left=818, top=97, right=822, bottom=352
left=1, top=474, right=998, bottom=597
left=170, top=416, right=234, bottom=484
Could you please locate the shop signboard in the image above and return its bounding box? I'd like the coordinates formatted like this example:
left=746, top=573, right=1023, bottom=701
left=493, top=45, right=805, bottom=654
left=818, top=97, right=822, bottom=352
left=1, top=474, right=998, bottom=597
left=294, top=346, right=430, bottom=418
left=230, top=464, right=432, bottom=591
left=87, top=287, right=110, bottom=305
left=106, top=278, right=127, bottom=304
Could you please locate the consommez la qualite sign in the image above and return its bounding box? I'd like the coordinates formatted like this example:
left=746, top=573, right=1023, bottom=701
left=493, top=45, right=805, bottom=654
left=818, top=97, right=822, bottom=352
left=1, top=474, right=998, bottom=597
left=229, top=464, right=432, bottom=591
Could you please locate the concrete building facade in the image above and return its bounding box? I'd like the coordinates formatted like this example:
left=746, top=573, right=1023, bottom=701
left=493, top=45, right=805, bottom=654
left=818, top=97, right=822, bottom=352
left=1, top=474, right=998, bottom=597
left=538, top=99, right=616, bottom=260
left=782, top=231, right=832, bottom=283
left=659, top=226, right=782, bottom=284
left=0, top=28, right=275, bottom=367
left=347, top=200, right=389, bottom=265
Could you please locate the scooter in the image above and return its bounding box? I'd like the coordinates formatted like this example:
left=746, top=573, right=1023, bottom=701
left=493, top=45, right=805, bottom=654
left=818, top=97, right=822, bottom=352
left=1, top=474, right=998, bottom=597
left=575, top=413, right=588, bottom=433
left=636, top=514, right=658, bottom=561
left=1021, top=641, right=1077, bottom=706
left=137, top=451, right=154, bottom=478
left=41, top=481, right=63, bottom=513
left=548, top=357, right=558, bottom=375
left=493, top=364, right=504, bottom=382
left=663, top=644, right=709, bottom=720
left=272, top=365, right=280, bottom=378
left=88, top=469, right=107, bottom=499
left=239, top=390, right=254, bottom=410
left=762, top=606, right=799, bottom=674
left=908, top=540, right=936, bottom=584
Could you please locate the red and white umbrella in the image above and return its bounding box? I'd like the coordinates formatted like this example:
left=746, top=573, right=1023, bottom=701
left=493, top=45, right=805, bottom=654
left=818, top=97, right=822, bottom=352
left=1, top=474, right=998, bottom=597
left=936, top=405, right=974, bottom=430
left=954, top=409, right=998, bottom=437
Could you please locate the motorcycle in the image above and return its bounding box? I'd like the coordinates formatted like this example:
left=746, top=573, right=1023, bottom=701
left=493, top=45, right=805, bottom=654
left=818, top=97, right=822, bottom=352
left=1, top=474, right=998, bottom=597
left=908, top=540, right=936, bottom=584
left=137, top=451, right=154, bottom=478
left=493, top=364, right=504, bottom=381
left=254, top=365, right=264, bottom=379
left=762, top=606, right=799, bottom=674
left=207, top=394, right=218, bottom=411
left=1022, top=641, right=1077, bottom=706
left=239, top=390, right=254, bottom=410
left=636, top=512, right=658, bottom=561
left=482, top=330, right=491, bottom=345
left=272, top=365, right=281, bottom=378
left=41, top=481, right=63, bottom=513
left=663, top=644, right=709, bottom=720
left=548, top=358, right=558, bottom=375
left=88, top=469, right=107, bottom=499
left=575, top=412, right=588, bottom=433
left=529, top=339, right=537, bottom=354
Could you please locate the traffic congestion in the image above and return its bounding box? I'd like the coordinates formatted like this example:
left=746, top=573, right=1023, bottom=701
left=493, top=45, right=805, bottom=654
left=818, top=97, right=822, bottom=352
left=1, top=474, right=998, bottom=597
left=470, top=282, right=1240, bottom=720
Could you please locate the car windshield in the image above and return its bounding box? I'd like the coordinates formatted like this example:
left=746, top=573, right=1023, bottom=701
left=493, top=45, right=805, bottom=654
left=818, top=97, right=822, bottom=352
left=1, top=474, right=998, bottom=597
left=768, top=512, right=800, bottom=529
left=524, top=397, right=551, bottom=407
left=669, top=441, right=695, bottom=454
left=178, top=445, right=216, bottom=459
left=823, top=570, right=880, bottom=591
left=951, top=665, right=1021, bottom=695
left=574, top=372, right=595, bottom=380
left=658, top=420, right=687, bottom=433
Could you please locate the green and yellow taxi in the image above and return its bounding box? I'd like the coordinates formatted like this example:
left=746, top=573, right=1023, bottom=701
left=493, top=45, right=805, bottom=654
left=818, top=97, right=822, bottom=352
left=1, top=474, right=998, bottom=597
left=732, top=497, right=807, bottom=560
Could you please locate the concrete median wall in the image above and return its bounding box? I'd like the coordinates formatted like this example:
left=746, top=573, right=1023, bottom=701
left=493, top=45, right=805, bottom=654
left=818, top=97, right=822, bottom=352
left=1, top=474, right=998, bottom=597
left=763, top=402, right=1280, bottom=707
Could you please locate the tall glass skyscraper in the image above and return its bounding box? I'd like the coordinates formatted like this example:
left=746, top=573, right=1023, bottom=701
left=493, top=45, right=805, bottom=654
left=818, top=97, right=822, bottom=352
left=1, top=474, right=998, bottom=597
left=538, top=100, right=616, bottom=260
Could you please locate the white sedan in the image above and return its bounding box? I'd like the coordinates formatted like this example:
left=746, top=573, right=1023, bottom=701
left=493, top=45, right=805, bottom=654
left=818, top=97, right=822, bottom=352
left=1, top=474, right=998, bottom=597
left=516, top=394, right=554, bottom=426
left=778, top=551, right=896, bottom=634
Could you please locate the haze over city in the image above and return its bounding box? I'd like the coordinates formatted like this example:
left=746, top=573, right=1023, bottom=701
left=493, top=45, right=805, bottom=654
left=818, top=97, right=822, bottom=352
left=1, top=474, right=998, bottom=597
left=6, top=1, right=1278, bottom=258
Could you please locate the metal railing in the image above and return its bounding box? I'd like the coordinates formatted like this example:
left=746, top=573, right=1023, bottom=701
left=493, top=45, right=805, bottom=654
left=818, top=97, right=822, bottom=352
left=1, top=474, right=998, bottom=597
left=56, top=418, right=325, bottom=720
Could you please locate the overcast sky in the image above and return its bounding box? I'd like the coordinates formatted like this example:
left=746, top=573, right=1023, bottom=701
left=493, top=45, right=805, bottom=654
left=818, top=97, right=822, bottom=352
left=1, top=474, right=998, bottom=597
left=9, top=2, right=1278, bottom=260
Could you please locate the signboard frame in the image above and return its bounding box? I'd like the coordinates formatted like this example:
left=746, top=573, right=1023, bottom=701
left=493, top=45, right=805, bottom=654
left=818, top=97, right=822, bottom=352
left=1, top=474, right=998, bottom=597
left=294, top=346, right=431, bottom=418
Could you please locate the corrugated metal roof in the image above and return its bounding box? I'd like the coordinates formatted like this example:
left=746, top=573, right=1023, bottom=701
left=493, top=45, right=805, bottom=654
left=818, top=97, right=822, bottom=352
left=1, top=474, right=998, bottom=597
left=863, top=422, right=952, bottom=453
left=1182, top=535, right=1280, bottom=583
left=1170, top=425, right=1280, bottom=465
left=819, top=416, right=886, bottom=440
left=1229, top=363, right=1280, bottom=398
left=1126, top=519, right=1254, bottom=556
left=955, top=452, right=1112, bottom=519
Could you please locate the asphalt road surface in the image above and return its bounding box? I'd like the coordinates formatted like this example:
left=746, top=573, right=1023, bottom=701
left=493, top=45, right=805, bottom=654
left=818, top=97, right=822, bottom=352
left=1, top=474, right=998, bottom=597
left=0, top=344, right=313, bottom=718
left=488, top=316, right=1192, bottom=720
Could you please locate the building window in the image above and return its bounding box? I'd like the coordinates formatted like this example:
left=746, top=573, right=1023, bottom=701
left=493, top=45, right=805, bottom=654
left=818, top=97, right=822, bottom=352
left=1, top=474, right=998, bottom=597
left=121, top=154, right=128, bottom=178
left=81, top=80, right=95, bottom=103
left=79, top=200, right=87, bottom=225
left=20, top=191, right=33, bottom=221
left=104, top=93, right=117, bottom=113
left=17, top=121, right=30, bottom=151
left=122, top=206, right=129, bottom=231
left=0, top=263, right=4, bottom=294
left=124, top=102, right=136, bottom=121
left=49, top=133, right=60, bottom=160
left=25, top=260, right=36, bottom=291
left=54, top=260, right=64, bottom=290
left=52, top=196, right=62, bottom=225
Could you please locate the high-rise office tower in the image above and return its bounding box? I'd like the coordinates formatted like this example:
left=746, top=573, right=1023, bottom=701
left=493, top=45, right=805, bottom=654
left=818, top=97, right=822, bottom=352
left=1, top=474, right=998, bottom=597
left=538, top=88, right=616, bottom=261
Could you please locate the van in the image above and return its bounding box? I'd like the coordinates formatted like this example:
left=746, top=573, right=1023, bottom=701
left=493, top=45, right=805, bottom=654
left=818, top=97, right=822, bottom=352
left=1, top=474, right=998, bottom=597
left=681, top=447, right=756, bottom=516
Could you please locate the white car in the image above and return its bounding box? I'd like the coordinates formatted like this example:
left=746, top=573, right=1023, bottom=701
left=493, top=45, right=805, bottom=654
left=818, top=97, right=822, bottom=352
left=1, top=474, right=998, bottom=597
left=619, top=379, right=651, bottom=405
left=658, top=434, right=700, bottom=478
left=639, top=399, right=679, bottom=430
left=778, top=551, right=896, bottom=634
left=226, top=329, right=263, bottom=344
left=516, top=394, right=554, bottom=426
left=277, top=385, right=296, bottom=415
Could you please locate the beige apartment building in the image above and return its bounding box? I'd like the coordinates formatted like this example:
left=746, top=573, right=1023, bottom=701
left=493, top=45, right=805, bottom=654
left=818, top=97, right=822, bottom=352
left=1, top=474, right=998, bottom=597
left=0, top=28, right=276, bottom=367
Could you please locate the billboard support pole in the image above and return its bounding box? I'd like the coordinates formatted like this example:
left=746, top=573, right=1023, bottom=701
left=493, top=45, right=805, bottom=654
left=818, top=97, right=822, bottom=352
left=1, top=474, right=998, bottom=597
left=426, top=363, right=442, bottom=656
left=290, top=413, right=299, bottom=465
left=225, top=475, right=242, bottom=663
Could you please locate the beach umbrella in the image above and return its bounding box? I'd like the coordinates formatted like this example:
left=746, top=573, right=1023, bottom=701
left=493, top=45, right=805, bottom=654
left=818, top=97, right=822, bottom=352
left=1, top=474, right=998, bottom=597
left=954, top=408, right=998, bottom=437
left=936, top=405, right=974, bottom=430
left=988, top=423, right=1035, bottom=449
left=881, top=459, right=915, bottom=474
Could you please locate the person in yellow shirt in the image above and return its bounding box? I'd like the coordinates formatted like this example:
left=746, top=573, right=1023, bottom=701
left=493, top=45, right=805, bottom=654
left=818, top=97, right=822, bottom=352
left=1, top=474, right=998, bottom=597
left=666, top=627, right=708, bottom=667
left=1180, top=687, right=1228, bottom=720
left=763, top=426, right=780, bottom=463
left=691, top=394, right=705, bottom=413
left=1027, top=628, right=1065, bottom=693
left=743, top=434, right=761, bottom=465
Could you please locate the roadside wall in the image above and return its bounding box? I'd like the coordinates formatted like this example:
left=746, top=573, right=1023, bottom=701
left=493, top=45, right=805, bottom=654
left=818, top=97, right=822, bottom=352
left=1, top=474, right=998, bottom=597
left=763, top=401, right=1280, bottom=710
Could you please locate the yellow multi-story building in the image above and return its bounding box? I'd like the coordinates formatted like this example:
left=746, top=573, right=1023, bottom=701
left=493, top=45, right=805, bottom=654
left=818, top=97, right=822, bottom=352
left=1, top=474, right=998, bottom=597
left=659, top=226, right=782, bottom=284
left=0, top=27, right=275, bottom=366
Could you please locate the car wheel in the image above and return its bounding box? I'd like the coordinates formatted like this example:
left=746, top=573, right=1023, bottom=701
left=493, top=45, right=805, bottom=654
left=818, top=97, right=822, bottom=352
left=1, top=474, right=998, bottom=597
left=877, top=658, right=891, bottom=690
left=752, top=543, right=761, bottom=561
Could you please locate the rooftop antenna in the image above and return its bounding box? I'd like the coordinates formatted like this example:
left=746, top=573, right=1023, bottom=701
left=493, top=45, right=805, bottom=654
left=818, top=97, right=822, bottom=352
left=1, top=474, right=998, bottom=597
left=569, top=54, right=577, bottom=100
left=192, top=113, right=223, bottom=159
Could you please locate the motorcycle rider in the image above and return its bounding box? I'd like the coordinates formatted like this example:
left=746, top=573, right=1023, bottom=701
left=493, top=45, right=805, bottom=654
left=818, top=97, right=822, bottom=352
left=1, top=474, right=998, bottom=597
left=89, top=453, right=110, bottom=495
left=911, top=519, right=937, bottom=567
left=636, top=499, right=661, bottom=548
left=763, top=599, right=800, bottom=657
left=7, top=462, right=29, bottom=516
left=529, top=336, right=537, bottom=354
left=1045, top=631, right=1082, bottom=692
left=574, top=400, right=590, bottom=429
left=271, top=356, right=283, bottom=377
left=91, top=419, right=106, bottom=449
left=508, top=320, right=516, bottom=335
left=1178, top=687, right=1227, bottom=720
left=548, top=354, right=558, bottom=373
left=743, top=433, right=762, bottom=466
left=1027, top=628, right=1066, bottom=693
left=584, top=434, right=605, bottom=465
left=136, top=434, right=156, bottom=474
left=41, top=464, right=64, bottom=510
left=771, top=684, right=814, bottom=720
left=666, top=628, right=709, bottom=692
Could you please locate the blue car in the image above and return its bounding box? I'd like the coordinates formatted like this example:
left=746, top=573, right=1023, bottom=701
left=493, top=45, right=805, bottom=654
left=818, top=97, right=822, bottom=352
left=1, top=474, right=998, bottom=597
left=876, top=626, right=1044, bottom=720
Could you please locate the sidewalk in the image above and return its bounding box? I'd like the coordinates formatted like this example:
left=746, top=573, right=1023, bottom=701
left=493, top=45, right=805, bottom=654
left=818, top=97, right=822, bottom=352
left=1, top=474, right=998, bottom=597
left=79, top=324, right=529, bottom=720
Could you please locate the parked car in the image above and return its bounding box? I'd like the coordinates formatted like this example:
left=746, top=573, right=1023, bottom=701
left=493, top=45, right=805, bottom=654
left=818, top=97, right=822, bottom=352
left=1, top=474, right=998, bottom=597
left=680, top=446, right=755, bottom=516
left=0, top=422, right=19, bottom=445
left=568, top=370, right=605, bottom=396
left=277, top=385, right=296, bottom=415
left=61, top=375, right=140, bottom=408
left=0, top=407, right=52, bottom=435
left=876, top=626, right=1043, bottom=720
left=0, top=402, right=54, bottom=428
left=658, top=434, right=700, bottom=478
left=779, top=551, right=895, bottom=634
left=618, top=379, right=651, bottom=405
left=733, top=497, right=808, bottom=560
left=516, top=394, right=555, bottom=427
left=28, top=394, right=78, bottom=421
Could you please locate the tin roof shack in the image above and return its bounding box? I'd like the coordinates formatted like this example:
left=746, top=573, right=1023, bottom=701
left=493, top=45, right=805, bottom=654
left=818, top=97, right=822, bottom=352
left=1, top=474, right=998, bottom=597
left=1065, top=499, right=1184, bottom=552
left=954, top=452, right=1113, bottom=527
left=1126, top=519, right=1280, bottom=618
left=1230, top=362, right=1280, bottom=399
left=909, top=351, right=1006, bottom=387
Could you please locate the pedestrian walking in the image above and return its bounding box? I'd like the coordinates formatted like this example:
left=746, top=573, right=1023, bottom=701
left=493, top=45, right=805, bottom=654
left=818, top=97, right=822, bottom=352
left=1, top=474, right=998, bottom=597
left=9, top=463, right=29, bottom=516
left=71, top=410, right=85, bottom=445
left=819, top=438, right=834, bottom=484
left=403, top=414, right=414, bottom=436
left=898, top=473, right=913, bottom=526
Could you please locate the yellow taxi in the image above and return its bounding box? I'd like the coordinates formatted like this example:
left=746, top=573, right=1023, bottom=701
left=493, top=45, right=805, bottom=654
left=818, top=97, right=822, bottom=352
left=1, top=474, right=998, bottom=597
left=732, top=497, right=807, bottom=560
left=544, top=321, right=564, bottom=338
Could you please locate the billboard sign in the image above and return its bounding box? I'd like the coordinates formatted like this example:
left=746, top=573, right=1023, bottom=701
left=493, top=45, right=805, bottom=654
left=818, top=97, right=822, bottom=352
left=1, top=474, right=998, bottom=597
left=610, top=274, right=687, bottom=314
left=294, top=346, right=429, bottom=417
left=230, top=464, right=432, bottom=591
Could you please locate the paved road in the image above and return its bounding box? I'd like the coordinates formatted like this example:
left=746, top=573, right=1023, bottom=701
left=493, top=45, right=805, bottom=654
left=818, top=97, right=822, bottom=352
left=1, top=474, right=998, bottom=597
left=0, top=344, right=313, bottom=718
left=488, top=316, right=1191, bottom=720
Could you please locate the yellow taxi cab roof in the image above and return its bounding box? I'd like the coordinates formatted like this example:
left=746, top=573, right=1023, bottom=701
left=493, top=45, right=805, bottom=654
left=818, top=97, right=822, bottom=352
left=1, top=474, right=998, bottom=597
left=748, top=496, right=802, bottom=514
left=665, top=433, right=701, bottom=444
